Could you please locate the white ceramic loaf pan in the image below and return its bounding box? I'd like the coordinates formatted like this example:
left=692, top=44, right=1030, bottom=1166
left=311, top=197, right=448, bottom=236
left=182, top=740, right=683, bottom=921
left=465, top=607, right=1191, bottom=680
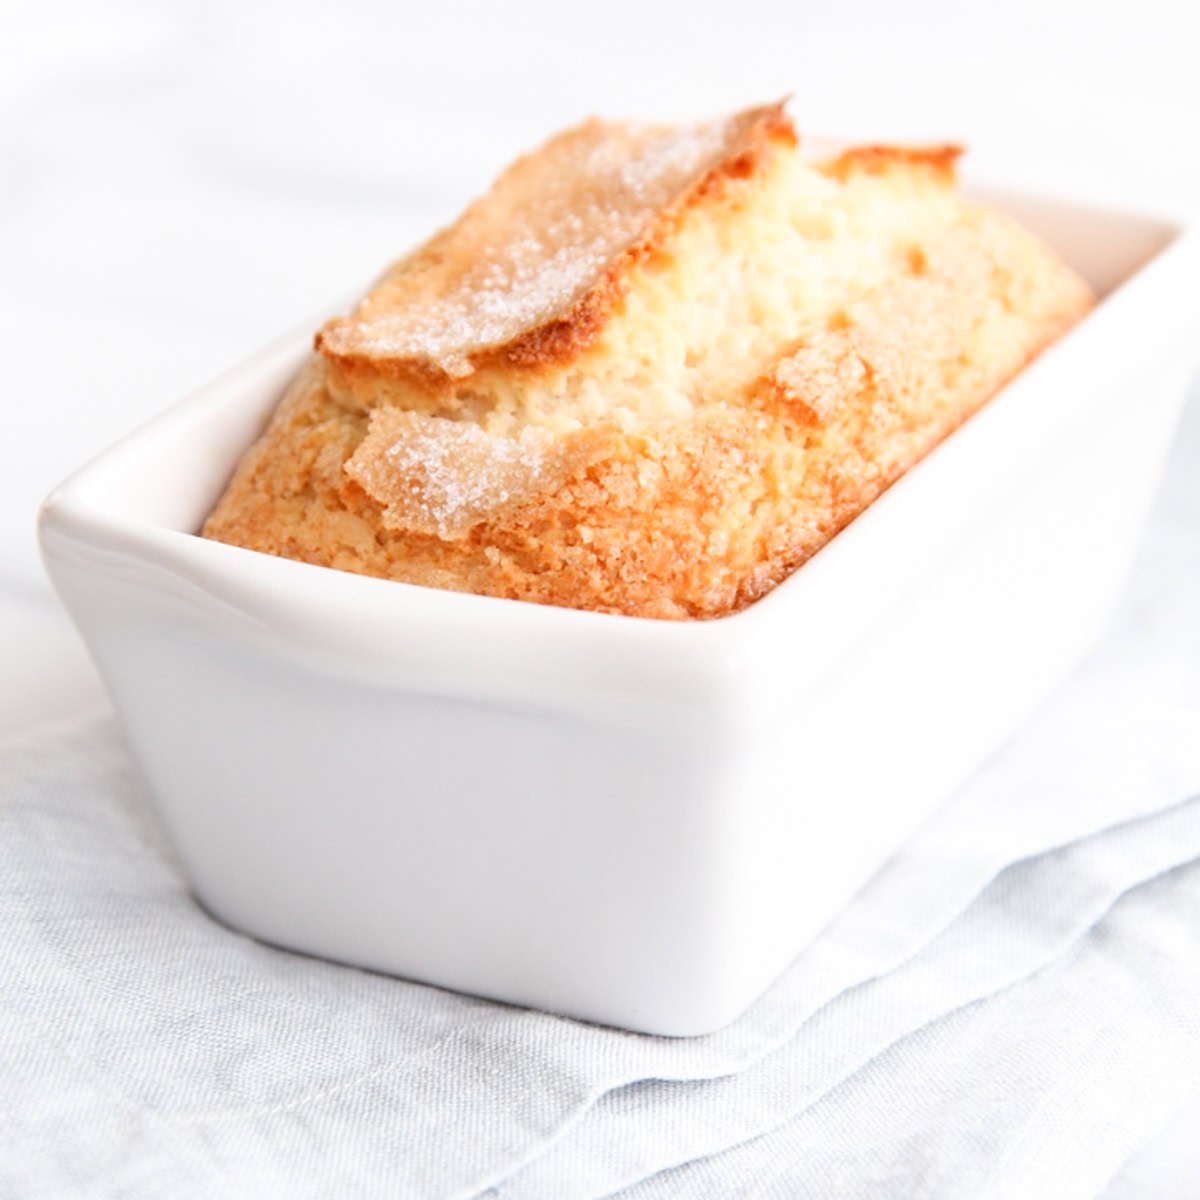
left=39, top=187, right=1198, bottom=1036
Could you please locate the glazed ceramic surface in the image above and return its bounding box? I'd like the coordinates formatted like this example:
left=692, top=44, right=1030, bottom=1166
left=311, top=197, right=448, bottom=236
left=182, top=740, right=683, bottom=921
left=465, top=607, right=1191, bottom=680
left=39, top=188, right=1198, bottom=1035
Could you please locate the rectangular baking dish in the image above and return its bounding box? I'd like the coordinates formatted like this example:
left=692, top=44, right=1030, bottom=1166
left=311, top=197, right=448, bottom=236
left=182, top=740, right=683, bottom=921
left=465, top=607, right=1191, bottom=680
left=39, top=186, right=1198, bottom=1036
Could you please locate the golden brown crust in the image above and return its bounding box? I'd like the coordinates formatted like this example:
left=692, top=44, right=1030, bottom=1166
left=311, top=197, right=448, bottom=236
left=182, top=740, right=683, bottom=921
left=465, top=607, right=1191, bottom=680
left=315, top=102, right=795, bottom=391
left=824, top=142, right=964, bottom=182
left=488, top=104, right=796, bottom=375
left=203, top=105, right=1094, bottom=620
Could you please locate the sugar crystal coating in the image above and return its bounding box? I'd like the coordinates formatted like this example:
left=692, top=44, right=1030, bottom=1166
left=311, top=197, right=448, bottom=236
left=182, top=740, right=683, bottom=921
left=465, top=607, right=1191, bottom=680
left=345, top=408, right=556, bottom=538
left=318, top=109, right=775, bottom=376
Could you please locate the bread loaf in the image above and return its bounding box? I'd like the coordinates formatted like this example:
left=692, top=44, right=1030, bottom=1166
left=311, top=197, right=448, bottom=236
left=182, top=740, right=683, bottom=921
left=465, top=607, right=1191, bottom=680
left=202, top=102, right=1093, bottom=618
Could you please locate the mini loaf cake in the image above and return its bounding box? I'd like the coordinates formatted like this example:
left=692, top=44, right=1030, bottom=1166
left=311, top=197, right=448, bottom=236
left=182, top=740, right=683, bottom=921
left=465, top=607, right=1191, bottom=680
left=202, top=102, right=1093, bottom=619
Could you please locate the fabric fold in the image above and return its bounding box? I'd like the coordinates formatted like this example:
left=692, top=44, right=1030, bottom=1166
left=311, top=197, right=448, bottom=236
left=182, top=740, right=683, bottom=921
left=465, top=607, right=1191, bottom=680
left=610, top=862, right=1200, bottom=1200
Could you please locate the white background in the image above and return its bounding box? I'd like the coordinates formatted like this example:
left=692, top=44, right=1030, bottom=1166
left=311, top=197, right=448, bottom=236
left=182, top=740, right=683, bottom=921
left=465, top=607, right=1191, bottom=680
left=3, top=0, right=1199, bottom=1189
